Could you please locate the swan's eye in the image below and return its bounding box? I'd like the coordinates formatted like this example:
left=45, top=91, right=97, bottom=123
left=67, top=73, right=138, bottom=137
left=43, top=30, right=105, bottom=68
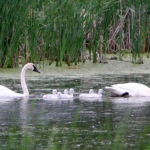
left=33, top=65, right=40, bottom=73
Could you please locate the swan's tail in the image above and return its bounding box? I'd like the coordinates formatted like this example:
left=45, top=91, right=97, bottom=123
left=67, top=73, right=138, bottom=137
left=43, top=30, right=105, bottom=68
left=105, top=86, right=114, bottom=91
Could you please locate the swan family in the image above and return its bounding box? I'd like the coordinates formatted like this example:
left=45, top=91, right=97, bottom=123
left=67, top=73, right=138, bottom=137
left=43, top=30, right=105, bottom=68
left=1, top=62, right=150, bottom=99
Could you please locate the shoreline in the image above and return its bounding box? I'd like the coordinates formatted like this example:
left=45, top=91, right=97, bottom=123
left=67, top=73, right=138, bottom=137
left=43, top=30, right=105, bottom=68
left=0, top=55, right=150, bottom=79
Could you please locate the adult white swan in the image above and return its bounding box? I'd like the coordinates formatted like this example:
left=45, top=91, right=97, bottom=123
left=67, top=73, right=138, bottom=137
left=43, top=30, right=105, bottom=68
left=0, top=63, right=40, bottom=98
left=105, top=83, right=150, bottom=97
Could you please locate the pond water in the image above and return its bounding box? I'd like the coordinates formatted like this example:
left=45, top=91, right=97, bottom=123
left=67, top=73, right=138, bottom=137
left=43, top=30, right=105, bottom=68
left=0, top=74, right=150, bottom=149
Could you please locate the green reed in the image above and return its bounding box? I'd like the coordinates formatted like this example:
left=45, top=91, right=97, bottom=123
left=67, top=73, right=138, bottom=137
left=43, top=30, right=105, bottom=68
left=0, top=0, right=150, bottom=67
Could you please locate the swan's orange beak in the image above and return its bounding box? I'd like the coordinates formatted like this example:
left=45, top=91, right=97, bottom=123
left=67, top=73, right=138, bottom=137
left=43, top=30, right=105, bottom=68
left=33, top=65, right=40, bottom=74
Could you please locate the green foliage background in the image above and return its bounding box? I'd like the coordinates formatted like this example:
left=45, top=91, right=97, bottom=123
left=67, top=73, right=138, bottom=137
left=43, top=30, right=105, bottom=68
left=0, top=0, right=150, bottom=67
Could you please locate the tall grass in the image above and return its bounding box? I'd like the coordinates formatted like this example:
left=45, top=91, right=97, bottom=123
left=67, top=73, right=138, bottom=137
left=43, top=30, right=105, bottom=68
left=0, top=0, right=150, bottom=67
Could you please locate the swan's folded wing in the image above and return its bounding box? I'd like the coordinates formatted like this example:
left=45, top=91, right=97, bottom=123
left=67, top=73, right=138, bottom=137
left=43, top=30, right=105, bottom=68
left=0, top=85, right=23, bottom=98
left=0, top=85, right=13, bottom=92
left=111, top=83, right=150, bottom=96
left=105, top=86, right=129, bottom=96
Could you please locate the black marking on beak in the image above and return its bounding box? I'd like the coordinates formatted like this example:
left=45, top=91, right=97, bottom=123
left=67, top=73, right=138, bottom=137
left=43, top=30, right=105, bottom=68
left=33, top=65, right=40, bottom=74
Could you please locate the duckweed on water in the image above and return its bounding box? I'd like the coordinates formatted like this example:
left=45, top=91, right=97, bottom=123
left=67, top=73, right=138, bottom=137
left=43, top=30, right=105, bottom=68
left=0, top=55, right=150, bottom=79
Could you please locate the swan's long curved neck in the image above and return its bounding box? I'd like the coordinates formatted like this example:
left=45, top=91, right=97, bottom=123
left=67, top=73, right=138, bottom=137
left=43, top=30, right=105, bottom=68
left=21, top=66, right=29, bottom=96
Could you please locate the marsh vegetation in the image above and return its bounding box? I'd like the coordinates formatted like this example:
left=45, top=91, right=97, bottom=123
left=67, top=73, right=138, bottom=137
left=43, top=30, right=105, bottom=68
left=0, top=0, right=150, bottom=68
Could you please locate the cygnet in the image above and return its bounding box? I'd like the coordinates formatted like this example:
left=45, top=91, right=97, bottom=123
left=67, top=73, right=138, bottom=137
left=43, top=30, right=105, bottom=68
left=43, top=89, right=58, bottom=100
left=79, top=89, right=102, bottom=99
left=59, top=89, right=75, bottom=99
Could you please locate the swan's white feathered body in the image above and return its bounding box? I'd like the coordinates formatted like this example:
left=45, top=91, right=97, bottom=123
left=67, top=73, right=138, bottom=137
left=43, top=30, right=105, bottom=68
left=0, top=63, right=40, bottom=98
left=105, top=83, right=150, bottom=97
left=0, top=85, right=23, bottom=98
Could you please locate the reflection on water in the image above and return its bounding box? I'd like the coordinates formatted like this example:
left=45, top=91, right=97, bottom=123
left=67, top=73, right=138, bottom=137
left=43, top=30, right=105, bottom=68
left=0, top=74, right=150, bottom=149
left=111, top=96, right=150, bottom=105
